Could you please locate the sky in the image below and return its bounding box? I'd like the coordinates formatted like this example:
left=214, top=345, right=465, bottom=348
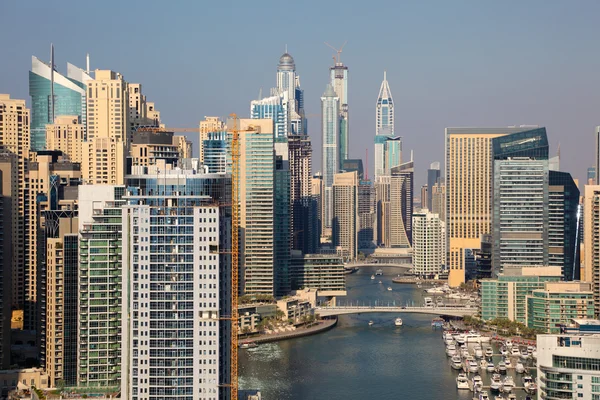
left=1, top=0, right=600, bottom=189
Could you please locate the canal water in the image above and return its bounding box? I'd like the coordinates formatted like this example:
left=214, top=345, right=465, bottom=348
left=239, top=266, right=533, bottom=400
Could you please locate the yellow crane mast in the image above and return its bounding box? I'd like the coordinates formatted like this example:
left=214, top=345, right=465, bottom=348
left=229, top=113, right=240, bottom=400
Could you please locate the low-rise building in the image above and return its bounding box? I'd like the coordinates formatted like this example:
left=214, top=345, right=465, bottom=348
left=480, top=265, right=562, bottom=323
left=238, top=304, right=277, bottom=333
left=527, top=282, right=594, bottom=333
left=537, top=322, right=600, bottom=400
left=276, top=297, right=313, bottom=322
left=0, top=368, right=48, bottom=396
left=290, top=252, right=346, bottom=296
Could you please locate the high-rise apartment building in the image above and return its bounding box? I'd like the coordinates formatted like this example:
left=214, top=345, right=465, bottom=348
left=127, top=83, right=162, bottom=133
left=45, top=115, right=85, bottom=163
left=78, top=185, right=126, bottom=387
left=129, top=129, right=181, bottom=167
left=420, top=185, right=428, bottom=210
left=199, top=117, right=225, bottom=164
left=0, top=94, right=30, bottom=309
left=374, top=72, right=394, bottom=179
left=237, top=119, right=277, bottom=295
left=274, top=139, right=291, bottom=296
left=121, top=163, right=232, bottom=400
left=45, top=216, right=78, bottom=387
left=29, top=52, right=91, bottom=151
left=250, top=92, right=290, bottom=138
left=384, top=136, right=402, bottom=176
left=289, top=135, right=316, bottom=254
left=332, top=171, right=358, bottom=260
left=389, top=161, right=413, bottom=248
left=549, top=171, right=580, bottom=280
left=203, top=131, right=228, bottom=174
left=412, top=210, right=445, bottom=278
left=584, top=185, right=600, bottom=317
left=426, top=162, right=441, bottom=210
left=358, top=180, right=375, bottom=250
left=0, top=155, right=14, bottom=369
left=430, top=181, right=446, bottom=222
left=445, top=126, right=543, bottom=287
left=492, top=157, right=549, bottom=271
left=83, top=70, right=129, bottom=185
left=27, top=152, right=80, bottom=359
left=375, top=175, right=391, bottom=247
left=321, top=84, right=340, bottom=233
left=311, top=174, right=323, bottom=238
left=330, top=60, right=349, bottom=169
left=276, top=52, right=306, bottom=135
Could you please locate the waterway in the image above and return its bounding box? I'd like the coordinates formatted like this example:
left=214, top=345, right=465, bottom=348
left=239, top=266, right=532, bottom=400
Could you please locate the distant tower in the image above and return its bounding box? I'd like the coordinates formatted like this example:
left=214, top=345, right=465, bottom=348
left=330, top=56, right=349, bottom=170
left=321, top=84, right=340, bottom=232
left=277, top=50, right=305, bottom=135
left=374, top=71, right=395, bottom=179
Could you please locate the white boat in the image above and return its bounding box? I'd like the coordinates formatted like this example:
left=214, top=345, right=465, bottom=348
left=503, top=357, right=511, bottom=368
left=478, top=392, right=490, bottom=400
left=378, top=280, right=383, bottom=284
left=387, top=287, right=392, bottom=291
left=474, top=346, right=483, bottom=358
left=451, top=355, right=463, bottom=370
left=520, top=348, right=530, bottom=359
left=515, top=362, right=525, bottom=374
left=499, top=346, right=508, bottom=356
left=485, top=347, right=494, bottom=358
left=371, top=275, right=375, bottom=280
left=532, top=349, right=537, bottom=359
left=239, top=341, right=258, bottom=349
left=527, top=345, right=535, bottom=355
left=456, top=373, right=470, bottom=390
left=510, top=347, right=521, bottom=357
left=490, top=374, right=502, bottom=392
left=472, top=375, right=483, bottom=391
left=506, top=394, right=517, bottom=400
left=394, top=317, right=403, bottom=326
left=522, top=375, right=534, bottom=387
left=445, top=336, right=454, bottom=346
left=446, top=343, right=457, bottom=356
left=376, top=269, right=383, bottom=276
left=454, top=333, right=466, bottom=345
left=468, top=357, right=479, bottom=373
left=496, top=360, right=507, bottom=373
left=494, top=396, right=506, bottom=400
left=504, top=339, right=513, bottom=349
left=465, top=332, right=491, bottom=343
left=486, top=361, right=496, bottom=372
left=501, top=376, right=515, bottom=393
left=368, top=320, right=374, bottom=326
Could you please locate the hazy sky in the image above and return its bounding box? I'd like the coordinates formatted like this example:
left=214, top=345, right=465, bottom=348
left=2, top=0, right=600, bottom=188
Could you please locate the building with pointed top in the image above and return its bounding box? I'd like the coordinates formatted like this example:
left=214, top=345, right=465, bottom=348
left=374, top=71, right=395, bottom=179
left=321, top=84, right=340, bottom=234
left=276, top=51, right=306, bottom=135
left=330, top=61, right=349, bottom=169
left=29, top=53, right=91, bottom=151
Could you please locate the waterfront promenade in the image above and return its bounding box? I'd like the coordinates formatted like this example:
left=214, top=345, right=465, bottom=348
left=243, top=318, right=338, bottom=344
left=316, top=305, right=476, bottom=317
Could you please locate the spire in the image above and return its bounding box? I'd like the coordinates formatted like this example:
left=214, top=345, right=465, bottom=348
left=323, top=83, right=336, bottom=97
left=285, top=44, right=288, bottom=53
left=384, top=70, right=387, bottom=81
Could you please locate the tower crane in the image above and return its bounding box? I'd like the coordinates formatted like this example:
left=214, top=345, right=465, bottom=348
left=324, top=41, right=347, bottom=64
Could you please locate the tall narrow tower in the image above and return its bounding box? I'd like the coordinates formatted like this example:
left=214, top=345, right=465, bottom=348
left=321, top=84, right=340, bottom=233
left=374, top=71, right=395, bottom=179
left=330, top=60, right=349, bottom=170
left=276, top=50, right=305, bottom=135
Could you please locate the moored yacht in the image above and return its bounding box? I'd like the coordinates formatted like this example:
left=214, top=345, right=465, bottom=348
left=456, top=373, right=470, bottom=390
left=496, top=360, right=507, bottom=373
left=485, top=347, right=493, bottom=358
left=515, top=362, right=525, bottom=374
left=465, top=331, right=491, bottom=343
left=472, top=375, right=483, bottom=391
left=451, top=355, right=463, bottom=370
left=510, top=347, right=521, bottom=357
left=446, top=343, right=457, bottom=356
left=468, top=357, right=479, bottom=373
left=486, top=361, right=496, bottom=372
left=394, top=317, right=403, bottom=326
left=478, top=391, right=490, bottom=400
left=490, top=374, right=502, bottom=392
left=474, top=345, right=483, bottom=358
left=501, top=376, right=515, bottom=393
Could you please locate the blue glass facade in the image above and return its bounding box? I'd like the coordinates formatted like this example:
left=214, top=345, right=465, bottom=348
left=202, top=131, right=227, bottom=174
left=29, top=71, right=85, bottom=151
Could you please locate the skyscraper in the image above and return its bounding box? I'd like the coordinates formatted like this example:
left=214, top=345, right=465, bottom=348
left=583, top=185, right=600, bottom=316
left=45, top=115, right=85, bottom=163
left=0, top=94, right=30, bottom=310
left=78, top=185, right=125, bottom=388
left=199, top=117, right=225, bottom=164
left=83, top=70, right=129, bottom=185
left=237, top=119, right=277, bottom=295
left=390, top=160, right=413, bottom=247
left=492, top=157, right=549, bottom=271
left=29, top=51, right=91, bottom=151
left=374, top=72, right=394, bottom=179
left=321, top=84, right=340, bottom=234
left=330, top=59, right=349, bottom=169
left=596, top=126, right=600, bottom=185
left=412, top=210, right=446, bottom=278
left=121, top=162, right=232, bottom=400
left=276, top=52, right=305, bottom=135
left=289, top=135, right=316, bottom=254
left=274, top=139, right=291, bottom=296
left=203, top=131, right=228, bottom=174
left=445, top=126, right=540, bottom=287
left=250, top=92, right=290, bottom=138
left=426, top=162, right=441, bottom=210
left=332, top=171, right=358, bottom=260
left=384, top=136, right=402, bottom=175
left=0, top=154, right=14, bottom=369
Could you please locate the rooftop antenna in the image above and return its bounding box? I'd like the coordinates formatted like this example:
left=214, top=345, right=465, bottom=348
left=411, top=150, right=414, bottom=162
left=285, top=44, right=288, bottom=53
left=324, top=41, right=347, bottom=64
left=86, top=53, right=90, bottom=74
left=258, top=87, right=263, bottom=100
left=557, top=142, right=561, bottom=159
left=365, top=148, right=369, bottom=180
left=384, top=70, right=387, bottom=81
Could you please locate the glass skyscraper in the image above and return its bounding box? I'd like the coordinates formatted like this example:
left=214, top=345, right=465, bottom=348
left=250, top=93, right=289, bottom=138
left=374, top=71, right=394, bottom=179
left=29, top=55, right=91, bottom=151
left=321, top=84, right=340, bottom=231
left=202, top=131, right=227, bottom=174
